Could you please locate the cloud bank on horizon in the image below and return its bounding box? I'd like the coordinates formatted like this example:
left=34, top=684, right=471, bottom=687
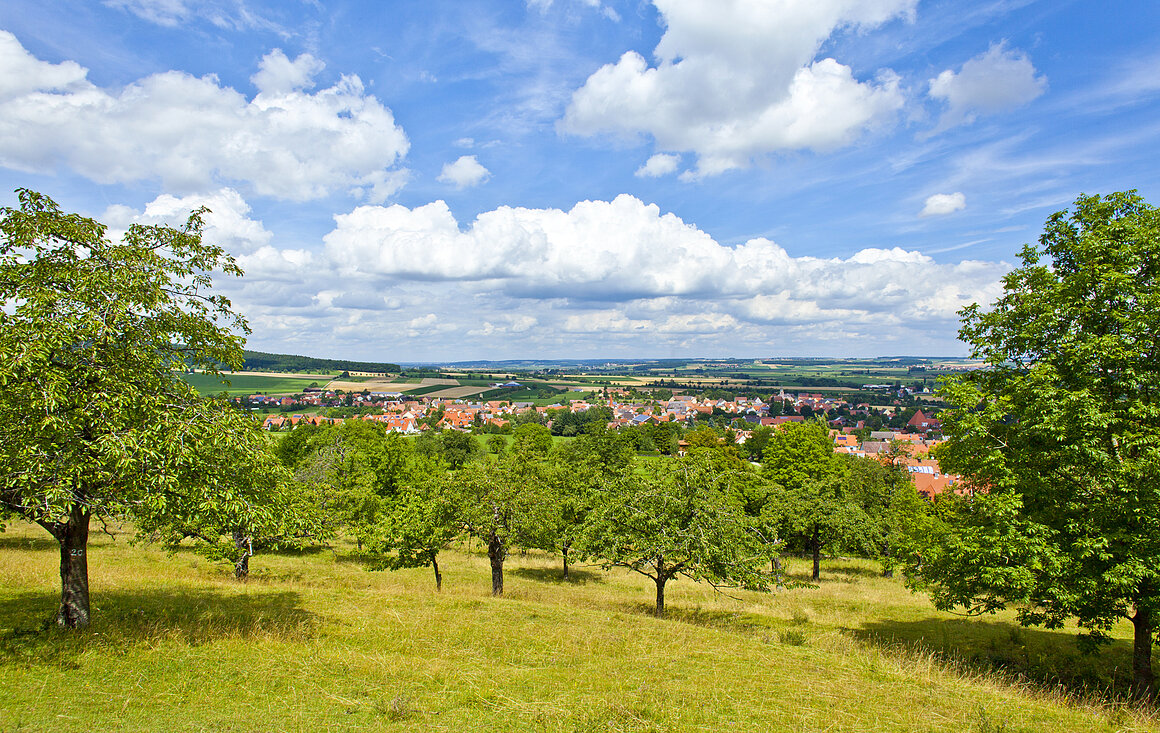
left=1, top=0, right=1157, bottom=361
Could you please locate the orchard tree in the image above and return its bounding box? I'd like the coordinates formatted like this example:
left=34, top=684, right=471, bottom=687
left=764, top=420, right=868, bottom=581
left=369, top=458, right=459, bottom=590
left=906, top=192, right=1160, bottom=700
left=135, top=420, right=326, bottom=579
left=511, top=422, right=553, bottom=459
left=845, top=452, right=924, bottom=578
left=454, top=455, right=549, bottom=595
left=531, top=431, right=633, bottom=579
left=293, top=420, right=411, bottom=549
left=580, top=452, right=769, bottom=616
left=0, top=190, right=289, bottom=626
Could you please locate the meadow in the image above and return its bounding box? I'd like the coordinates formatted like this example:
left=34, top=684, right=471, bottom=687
left=180, top=372, right=332, bottom=396
left=1, top=522, right=1155, bottom=732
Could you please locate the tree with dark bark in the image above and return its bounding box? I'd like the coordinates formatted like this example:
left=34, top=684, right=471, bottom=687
left=453, top=455, right=548, bottom=596
left=0, top=189, right=291, bottom=626
left=763, top=420, right=868, bottom=581
left=579, top=452, right=768, bottom=616
left=904, top=191, right=1160, bottom=700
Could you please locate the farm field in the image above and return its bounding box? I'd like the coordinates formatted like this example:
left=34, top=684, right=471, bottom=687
left=0, top=522, right=1154, bottom=732
left=180, top=372, right=333, bottom=396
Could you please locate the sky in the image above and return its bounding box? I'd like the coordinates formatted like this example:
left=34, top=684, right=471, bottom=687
left=2, top=0, right=1158, bottom=362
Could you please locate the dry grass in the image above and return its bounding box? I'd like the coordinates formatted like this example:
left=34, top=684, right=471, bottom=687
left=0, top=522, right=1156, bottom=732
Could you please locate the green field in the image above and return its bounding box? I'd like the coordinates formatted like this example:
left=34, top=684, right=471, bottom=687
left=1, top=522, right=1154, bottom=732
left=180, top=372, right=330, bottom=396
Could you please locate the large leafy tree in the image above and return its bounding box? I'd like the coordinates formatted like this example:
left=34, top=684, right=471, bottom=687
left=368, top=457, right=459, bottom=590
left=906, top=191, right=1160, bottom=700
left=0, top=189, right=285, bottom=627
left=845, top=452, right=925, bottom=578
left=529, top=429, right=634, bottom=579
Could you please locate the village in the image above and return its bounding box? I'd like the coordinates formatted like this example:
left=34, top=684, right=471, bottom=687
left=254, top=386, right=962, bottom=498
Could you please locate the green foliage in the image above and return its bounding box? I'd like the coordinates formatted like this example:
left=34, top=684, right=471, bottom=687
left=293, top=421, right=413, bottom=548
left=438, top=430, right=482, bottom=470
left=906, top=191, right=1160, bottom=698
left=511, top=422, right=553, bottom=459
left=763, top=420, right=872, bottom=579
left=742, top=425, right=774, bottom=462
left=845, top=453, right=926, bottom=574
left=0, top=189, right=302, bottom=624
left=274, top=423, right=323, bottom=468
left=579, top=452, right=770, bottom=615
left=411, top=430, right=482, bottom=470
left=240, top=349, right=399, bottom=374
left=450, top=455, right=554, bottom=594
left=548, top=405, right=613, bottom=436
left=485, top=434, right=508, bottom=456
left=367, top=457, right=459, bottom=589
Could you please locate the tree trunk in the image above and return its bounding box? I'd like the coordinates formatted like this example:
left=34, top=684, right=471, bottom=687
left=562, top=540, right=570, bottom=580
left=654, top=575, right=667, bottom=617
left=1131, top=605, right=1155, bottom=700
left=46, top=506, right=92, bottom=628
left=654, top=556, right=667, bottom=616
left=882, top=540, right=894, bottom=578
left=431, top=554, right=442, bottom=592
left=232, top=528, right=251, bottom=580
left=488, top=528, right=505, bottom=596
left=771, top=555, right=783, bottom=587
left=811, top=529, right=821, bottom=581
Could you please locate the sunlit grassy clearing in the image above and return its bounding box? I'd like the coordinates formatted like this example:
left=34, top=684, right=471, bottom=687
left=0, top=522, right=1154, bottom=732
left=180, top=372, right=329, bottom=396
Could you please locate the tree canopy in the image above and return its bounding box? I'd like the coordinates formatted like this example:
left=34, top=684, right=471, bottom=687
left=579, top=452, right=769, bottom=616
left=0, top=189, right=293, bottom=626
left=904, top=191, right=1160, bottom=699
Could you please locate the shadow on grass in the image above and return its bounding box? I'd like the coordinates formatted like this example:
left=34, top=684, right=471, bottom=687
left=509, top=566, right=606, bottom=586
left=854, top=616, right=1138, bottom=701
left=825, top=564, right=885, bottom=580
left=610, top=598, right=778, bottom=636
left=0, top=535, right=58, bottom=552
left=0, top=587, right=318, bottom=669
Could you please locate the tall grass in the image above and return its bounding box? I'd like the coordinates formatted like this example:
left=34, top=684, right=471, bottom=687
left=0, top=522, right=1155, bottom=732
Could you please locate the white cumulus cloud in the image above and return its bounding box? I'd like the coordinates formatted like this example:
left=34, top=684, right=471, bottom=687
left=437, top=155, right=491, bottom=189
left=321, top=193, right=1006, bottom=321
left=919, top=192, right=966, bottom=217
left=560, top=0, right=915, bottom=176
left=928, top=42, right=1047, bottom=132
left=206, top=191, right=1011, bottom=359
left=251, top=49, right=326, bottom=95
left=0, top=32, right=409, bottom=202
left=102, top=189, right=273, bottom=254
left=635, top=153, right=680, bottom=178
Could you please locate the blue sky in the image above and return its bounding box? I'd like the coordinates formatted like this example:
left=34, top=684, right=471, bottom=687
left=2, top=0, right=1158, bottom=361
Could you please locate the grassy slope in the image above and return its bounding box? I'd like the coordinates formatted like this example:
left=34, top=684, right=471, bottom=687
left=0, top=522, right=1154, bottom=732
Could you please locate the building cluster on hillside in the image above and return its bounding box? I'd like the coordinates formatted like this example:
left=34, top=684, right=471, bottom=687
left=256, top=388, right=958, bottom=499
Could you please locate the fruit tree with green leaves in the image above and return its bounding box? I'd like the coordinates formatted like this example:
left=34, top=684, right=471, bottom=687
left=0, top=189, right=294, bottom=627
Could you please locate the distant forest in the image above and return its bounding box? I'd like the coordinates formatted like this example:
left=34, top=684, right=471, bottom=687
left=242, top=350, right=400, bottom=374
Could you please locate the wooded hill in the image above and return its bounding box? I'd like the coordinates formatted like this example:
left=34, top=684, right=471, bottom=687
left=241, top=349, right=400, bottom=374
